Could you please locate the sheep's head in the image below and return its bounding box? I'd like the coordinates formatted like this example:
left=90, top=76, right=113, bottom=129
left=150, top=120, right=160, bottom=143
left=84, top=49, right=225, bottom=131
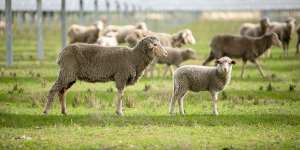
left=215, top=57, right=235, bottom=75
left=95, top=21, right=104, bottom=30
left=139, top=36, right=167, bottom=58
left=136, top=22, right=148, bottom=31
left=173, top=29, right=196, bottom=47
left=260, top=17, right=271, bottom=28
left=182, top=48, right=197, bottom=60
left=268, top=32, right=282, bottom=48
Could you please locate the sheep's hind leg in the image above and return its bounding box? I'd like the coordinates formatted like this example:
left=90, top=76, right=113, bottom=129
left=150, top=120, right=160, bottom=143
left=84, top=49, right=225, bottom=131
left=169, top=87, right=185, bottom=115
left=43, top=80, right=63, bottom=115
left=210, top=91, right=219, bottom=115
left=178, top=93, right=186, bottom=115
left=240, top=60, right=247, bottom=79
left=252, top=60, right=266, bottom=78
left=58, top=81, right=76, bottom=115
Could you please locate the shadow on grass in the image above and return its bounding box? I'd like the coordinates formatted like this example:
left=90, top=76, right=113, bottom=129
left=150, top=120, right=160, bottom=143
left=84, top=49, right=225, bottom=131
left=0, top=112, right=299, bottom=129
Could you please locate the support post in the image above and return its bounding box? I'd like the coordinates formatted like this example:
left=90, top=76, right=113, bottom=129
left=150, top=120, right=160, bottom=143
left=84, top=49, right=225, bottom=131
left=61, top=0, right=67, bottom=48
left=5, top=0, right=13, bottom=66
left=36, top=0, right=44, bottom=60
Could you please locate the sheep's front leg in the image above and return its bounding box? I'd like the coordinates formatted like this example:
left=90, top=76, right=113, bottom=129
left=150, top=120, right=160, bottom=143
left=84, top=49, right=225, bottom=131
left=162, top=65, right=170, bottom=77
left=210, top=91, right=219, bottom=115
left=240, top=60, right=247, bottom=78
left=116, top=89, right=124, bottom=116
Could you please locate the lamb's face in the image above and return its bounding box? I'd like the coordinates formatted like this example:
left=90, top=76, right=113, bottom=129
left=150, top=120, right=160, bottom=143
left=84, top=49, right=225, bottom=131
left=143, top=36, right=167, bottom=58
left=183, top=48, right=197, bottom=59
left=215, top=57, right=235, bottom=74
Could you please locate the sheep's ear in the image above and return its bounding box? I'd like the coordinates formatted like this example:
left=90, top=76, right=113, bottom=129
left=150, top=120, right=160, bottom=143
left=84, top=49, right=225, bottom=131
left=215, top=60, right=221, bottom=64
left=231, top=60, right=236, bottom=65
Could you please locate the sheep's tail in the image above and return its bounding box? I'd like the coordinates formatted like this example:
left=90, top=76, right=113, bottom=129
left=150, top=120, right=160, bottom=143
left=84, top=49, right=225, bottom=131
left=56, top=44, right=79, bottom=65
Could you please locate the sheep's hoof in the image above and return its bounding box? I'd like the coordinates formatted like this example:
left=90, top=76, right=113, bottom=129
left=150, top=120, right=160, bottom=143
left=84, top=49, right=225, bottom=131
left=213, top=111, right=219, bottom=116
left=43, top=111, right=48, bottom=115
left=61, top=112, right=68, bottom=116
left=115, top=111, right=124, bottom=116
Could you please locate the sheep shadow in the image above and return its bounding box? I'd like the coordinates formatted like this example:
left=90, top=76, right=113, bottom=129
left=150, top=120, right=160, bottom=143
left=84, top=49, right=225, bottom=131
left=0, top=112, right=299, bottom=129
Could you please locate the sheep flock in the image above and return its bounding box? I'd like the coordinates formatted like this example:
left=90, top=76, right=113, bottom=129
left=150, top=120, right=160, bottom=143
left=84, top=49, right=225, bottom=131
left=45, top=17, right=299, bottom=116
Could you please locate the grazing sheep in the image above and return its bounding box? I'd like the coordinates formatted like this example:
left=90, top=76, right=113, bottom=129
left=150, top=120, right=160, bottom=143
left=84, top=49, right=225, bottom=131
left=296, top=25, right=300, bottom=55
left=68, top=21, right=104, bottom=44
left=101, top=22, right=148, bottom=44
left=148, top=47, right=197, bottom=77
left=125, top=29, right=196, bottom=48
left=102, top=22, right=148, bottom=36
left=203, top=32, right=282, bottom=78
left=96, top=31, right=118, bottom=47
left=43, top=36, right=167, bottom=116
left=240, top=17, right=270, bottom=37
left=267, top=17, right=296, bottom=56
left=169, top=57, right=235, bottom=115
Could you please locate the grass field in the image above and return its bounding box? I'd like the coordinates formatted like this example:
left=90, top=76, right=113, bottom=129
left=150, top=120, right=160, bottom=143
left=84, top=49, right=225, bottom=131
left=0, top=20, right=300, bottom=150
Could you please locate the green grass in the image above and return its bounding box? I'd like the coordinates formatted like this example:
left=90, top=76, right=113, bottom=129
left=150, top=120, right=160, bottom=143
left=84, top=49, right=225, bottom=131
left=0, top=20, right=300, bottom=150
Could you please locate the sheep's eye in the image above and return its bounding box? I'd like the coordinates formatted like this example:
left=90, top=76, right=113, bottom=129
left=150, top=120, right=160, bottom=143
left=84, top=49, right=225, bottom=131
left=153, top=43, right=157, bottom=47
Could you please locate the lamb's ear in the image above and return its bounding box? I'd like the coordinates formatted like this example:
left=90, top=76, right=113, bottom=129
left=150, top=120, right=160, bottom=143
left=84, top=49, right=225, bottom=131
left=231, top=60, right=236, bottom=65
left=215, top=60, right=221, bottom=64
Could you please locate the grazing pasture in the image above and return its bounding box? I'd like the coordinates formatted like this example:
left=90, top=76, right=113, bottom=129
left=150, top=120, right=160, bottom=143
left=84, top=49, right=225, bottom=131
left=0, top=20, right=300, bottom=149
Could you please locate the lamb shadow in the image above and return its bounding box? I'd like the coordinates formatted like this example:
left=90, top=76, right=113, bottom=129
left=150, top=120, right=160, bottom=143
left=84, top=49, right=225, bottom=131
left=0, top=112, right=299, bottom=129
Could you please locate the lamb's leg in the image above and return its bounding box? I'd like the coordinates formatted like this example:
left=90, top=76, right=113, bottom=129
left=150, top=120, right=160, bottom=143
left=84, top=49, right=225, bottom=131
left=43, top=80, right=63, bottom=114
left=162, top=65, right=170, bottom=77
left=240, top=60, right=247, bottom=78
left=252, top=60, right=266, bottom=78
left=210, top=91, right=219, bottom=115
left=169, top=86, right=186, bottom=114
left=178, top=93, right=186, bottom=115
left=169, top=66, right=174, bottom=76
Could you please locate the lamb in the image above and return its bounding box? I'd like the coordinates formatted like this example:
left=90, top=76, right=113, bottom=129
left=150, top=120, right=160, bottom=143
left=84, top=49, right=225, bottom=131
left=240, top=17, right=270, bottom=37
left=203, top=32, right=282, bottom=78
left=125, top=29, right=196, bottom=48
left=267, top=17, right=296, bottom=56
left=148, top=47, right=197, bottom=77
left=96, top=31, right=118, bottom=47
left=68, top=21, right=104, bottom=44
left=102, top=22, right=148, bottom=36
left=169, top=57, right=235, bottom=115
left=43, top=36, right=167, bottom=116
left=296, top=25, right=300, bottom=55
left=102, top=22, right=148, bottom=44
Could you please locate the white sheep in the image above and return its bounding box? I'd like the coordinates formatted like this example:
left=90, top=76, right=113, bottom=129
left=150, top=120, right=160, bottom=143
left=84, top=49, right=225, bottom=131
left=169, top=56, right=235, bottom=115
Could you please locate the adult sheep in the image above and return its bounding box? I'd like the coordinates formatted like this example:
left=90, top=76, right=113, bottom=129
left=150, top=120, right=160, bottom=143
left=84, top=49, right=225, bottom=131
left=170, top=57, right=235, bottom=115
left=203, top=32, right=282, bottom=78
left=43, top=36, right=167, bottom=116
left=240, top=17, right=270, bottom=37
left=68, top=21, right=104, bottom=44
left=267, top=17, right=296, bottom=56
